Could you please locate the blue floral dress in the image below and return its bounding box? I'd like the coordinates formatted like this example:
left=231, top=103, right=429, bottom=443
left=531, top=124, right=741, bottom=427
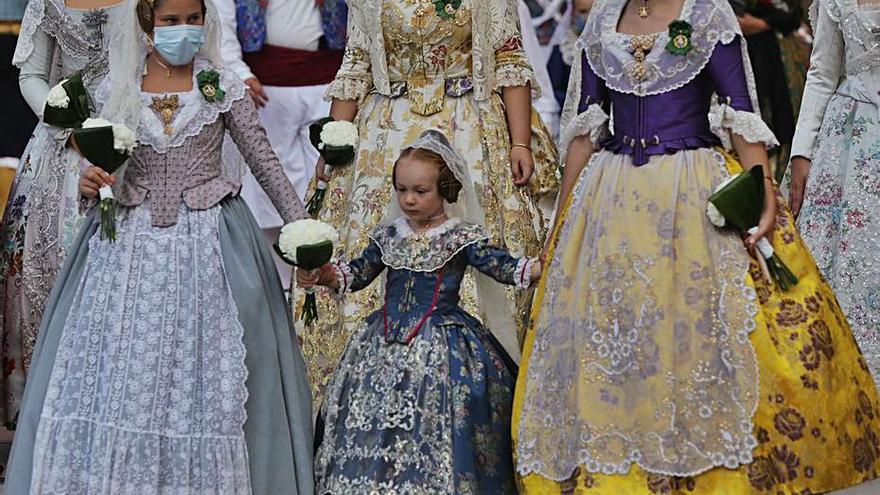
left=314, top=217, right=535, bottom=494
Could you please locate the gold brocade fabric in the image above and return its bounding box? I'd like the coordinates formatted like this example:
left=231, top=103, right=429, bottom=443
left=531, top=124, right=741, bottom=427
left=299, top=0, right=558, bottom=405
left=513, top=150, right=880, bottom=494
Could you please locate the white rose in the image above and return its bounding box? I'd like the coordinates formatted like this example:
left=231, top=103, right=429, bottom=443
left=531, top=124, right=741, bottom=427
left=111, top=123, right=137, bottom=154
left=278, top=219, right=340, bottom=263
left=706, top=202, right=726, bottom=227
left=82, top=117, right=113, bottom=129
left=320, top=121, right=358, bottom=148
left=706, top=174, right=738, bottom=228
left=46, top=80, right=70, bottom=109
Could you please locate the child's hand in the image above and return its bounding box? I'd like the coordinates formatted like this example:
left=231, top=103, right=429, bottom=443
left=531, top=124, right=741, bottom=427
left=530, top=259, right=542, bottom=282
left=296, top=267, right=322, bottom=288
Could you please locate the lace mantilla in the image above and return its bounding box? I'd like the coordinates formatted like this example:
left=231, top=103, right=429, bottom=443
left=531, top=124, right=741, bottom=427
left=709, top=102, right=779, bottom=149
left=583, top=0, right=739, bottom=97
left=368, top=217, right=489, bottom=272
left=820, top=0, right=880, bottom=75
left=14, top=0, right=118, bottom=87
left=125, top=59, right=247, bottom=153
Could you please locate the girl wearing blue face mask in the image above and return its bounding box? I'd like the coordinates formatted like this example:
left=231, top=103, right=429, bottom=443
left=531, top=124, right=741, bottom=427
left=4, top=0, right=316, bottom=493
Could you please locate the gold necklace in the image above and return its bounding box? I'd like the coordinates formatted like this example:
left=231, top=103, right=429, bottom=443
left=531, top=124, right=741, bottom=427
left=151, top=94, right=180, bottom=136
left=639, top=0, right=650, bottom=18
left=151, top=56, right=175, bottom=78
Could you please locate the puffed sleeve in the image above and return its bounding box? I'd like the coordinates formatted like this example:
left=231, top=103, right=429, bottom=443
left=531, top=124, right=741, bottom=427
left=790, top=0, right=843, bottom=160
left=324, top=1, right=373, bottom=101
left=17, top=21, right=55, bottom=118
left=492, top=0, right=540, bottom=92
left=465, top=238, right=536, bottom=289
left=559, top=50, right=611, bottom=157
left=331, top=239, right=387, bottom=294
left=223, top=95, right=308, bottom=222
left=707, top=36, right=778, bottom=147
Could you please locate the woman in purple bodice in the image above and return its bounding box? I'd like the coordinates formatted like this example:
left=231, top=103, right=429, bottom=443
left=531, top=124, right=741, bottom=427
left=512, top=0, right=880, bottom=492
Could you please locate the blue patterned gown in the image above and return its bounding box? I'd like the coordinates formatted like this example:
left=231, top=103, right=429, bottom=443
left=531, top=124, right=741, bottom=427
left=314, top=217, right=534, bottom=494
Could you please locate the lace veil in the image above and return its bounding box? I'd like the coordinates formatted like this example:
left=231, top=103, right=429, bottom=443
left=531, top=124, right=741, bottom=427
left=382, top=130, right=522, bottom=361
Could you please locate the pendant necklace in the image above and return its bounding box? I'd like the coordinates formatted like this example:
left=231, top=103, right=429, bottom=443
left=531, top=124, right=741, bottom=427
left=152, top=56, right=174, bottom=78
left=639, top=0, right=650, bottom=18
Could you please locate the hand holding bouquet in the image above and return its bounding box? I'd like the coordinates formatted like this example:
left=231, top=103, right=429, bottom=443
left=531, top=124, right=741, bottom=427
left=275, top=219, right=340, bottom=325
left=75, top=118, right=136, bottom=241
left=306, top=117, right=358, bottom=217
left=707, top=165, right=798, bottom=290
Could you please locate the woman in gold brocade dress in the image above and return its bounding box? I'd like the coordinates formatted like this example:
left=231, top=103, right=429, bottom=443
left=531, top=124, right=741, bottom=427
left=302, top=0, right=558, bottom=398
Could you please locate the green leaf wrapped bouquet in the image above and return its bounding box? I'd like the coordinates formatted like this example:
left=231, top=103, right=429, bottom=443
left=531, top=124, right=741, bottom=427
left=707, top=165, right=798, bottom=290
left=305, top=117, right=358, bottom=218
left=274, top=219, right=340, bottom=326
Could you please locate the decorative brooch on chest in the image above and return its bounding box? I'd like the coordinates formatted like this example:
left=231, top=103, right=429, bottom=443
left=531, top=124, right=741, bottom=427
left=628, top=34, right=656, bottom=82
left=151, top=95, right=179, bottom=136
left=432, top=0, right=462, bottom=19
left=665, top=20, right=694, bottom=55
left=197, top=69, right=225, bottom=103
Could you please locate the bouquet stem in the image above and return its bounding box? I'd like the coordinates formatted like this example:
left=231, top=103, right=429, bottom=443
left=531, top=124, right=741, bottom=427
left=302, top=288, right=319, bottom=326
left=98, top=186, right=117, bottom=242
left=305, top=182, right=327, bottom=218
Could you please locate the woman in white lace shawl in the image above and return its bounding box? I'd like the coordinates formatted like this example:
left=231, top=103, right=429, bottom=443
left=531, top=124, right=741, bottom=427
left=0, top=0, right=126, bottom=429
left=789, top=0, right=880, bottom=387
left=4, top=0, right=315, bottom=493
left=513, top=0, right=880, bottom=491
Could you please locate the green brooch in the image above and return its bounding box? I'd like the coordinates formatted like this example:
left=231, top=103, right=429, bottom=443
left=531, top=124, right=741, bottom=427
left=665, top=20, right=694, bottom=56
left=432, top=0, right=462, bottom=19
left=197, top=69, right=225, bottom=103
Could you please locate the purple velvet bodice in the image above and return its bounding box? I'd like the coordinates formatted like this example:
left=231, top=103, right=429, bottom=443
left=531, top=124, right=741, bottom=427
left=580, top=36, right=754, bottom=165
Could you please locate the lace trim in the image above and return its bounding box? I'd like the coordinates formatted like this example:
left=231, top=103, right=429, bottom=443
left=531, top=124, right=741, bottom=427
left=515, top=148, right=761, bottom=480
left=135, top=59, right=247, bottom=153
left=514, top=257, right=537, bottom=289
left=559, top=104, right=610, bottom=163
left=708, top=103, right=778, bottom=149
left=368, top=218, right=489, bottom=272
left=582, top=0, right=740, bottom=97
left=324, top=77, right=372, bottom=102
left=13, top=0, right=113, bottom=84
left=834, top=0, right=880, bottom=74
left=494, top=64, right=542, bottom=97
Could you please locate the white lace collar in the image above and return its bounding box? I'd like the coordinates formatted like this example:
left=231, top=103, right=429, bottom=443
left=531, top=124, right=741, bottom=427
left=136, top=57, right=246, bottom=153
left=369, top=217, right=489, bottom=272
left=582, top=0, right=741, bottom=96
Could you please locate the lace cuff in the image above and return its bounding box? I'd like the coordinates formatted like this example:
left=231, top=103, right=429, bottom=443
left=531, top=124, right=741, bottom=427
left=515, top=257, right=538, bottom=289
left=494, top=64, right=541, bottom=97
left=560, top=104, right=610, bottom=161
left=324, top=77, right=372, bottom=102
left=331, top=262, right=353, bottom=297
left=709, top=103, right=778, bottom=150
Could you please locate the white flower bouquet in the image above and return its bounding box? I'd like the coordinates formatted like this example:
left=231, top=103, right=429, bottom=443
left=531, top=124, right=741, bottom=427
left=707, top=165, right=798, bottom=290
left=43, top=73, right=91, bottom=128
left=306, top=117, right=359, bottom=217
left=75, top=118, right=137, bottom=241
left=275, top=219, right=340, bottom=325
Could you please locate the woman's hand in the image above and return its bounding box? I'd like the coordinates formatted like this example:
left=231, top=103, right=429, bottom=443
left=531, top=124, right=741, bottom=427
left=745, top=176, right=777, bottom=255
left=314, top=156, right=329, bottom=184
left=738, top=13, right=771, bottom=36
left=510, top=146, right=534, bottom=186
left=789, top=156, right=811, bottom=219
left=245, top=77, right=269, bottom=108
left=79, top=166, right=114, bottom=199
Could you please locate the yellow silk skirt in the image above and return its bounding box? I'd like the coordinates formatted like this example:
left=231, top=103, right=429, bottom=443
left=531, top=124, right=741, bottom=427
left=514, top=149, right=880, bottom=494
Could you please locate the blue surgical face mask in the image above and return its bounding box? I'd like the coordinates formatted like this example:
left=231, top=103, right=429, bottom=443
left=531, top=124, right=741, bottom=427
left=152, top=25, right=205, bottom=66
